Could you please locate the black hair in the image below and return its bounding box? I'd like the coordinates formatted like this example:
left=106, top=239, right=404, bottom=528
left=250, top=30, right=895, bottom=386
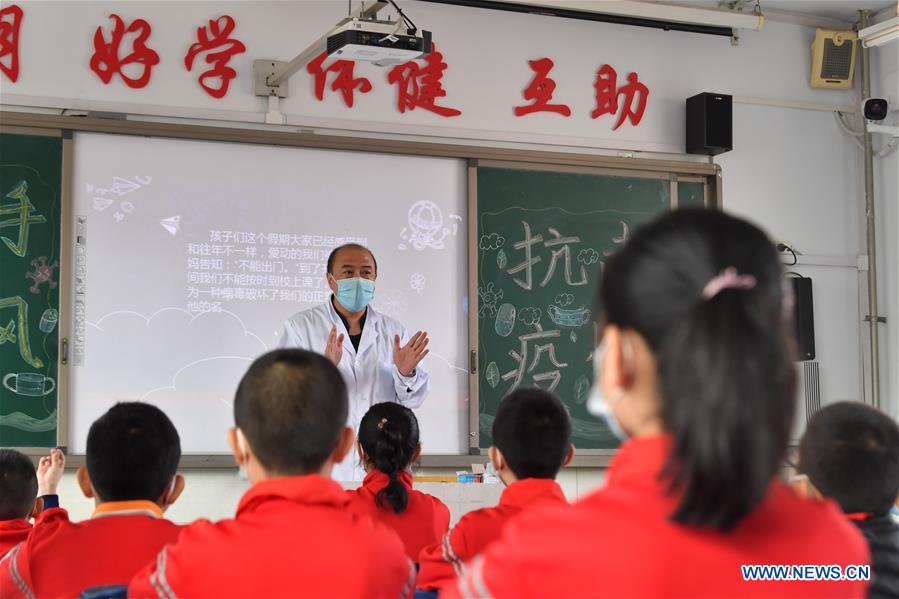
left=0, top=449, right=37, bottom=520
left=358, top=402, right=419, bottom=514
left=492, top=387, right=572, bottom=479
left=596, top=208, right=796, bottom=531
left=799, top=401, right=899, bottom=516
left=326, top=243, right=378, bottom=275
left=86, top=402, right=181, bottom=502
left=235, top=348, right=348, bottom=475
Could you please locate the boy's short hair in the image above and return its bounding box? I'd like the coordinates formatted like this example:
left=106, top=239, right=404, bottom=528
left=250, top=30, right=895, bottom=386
left=0, top=449, right=37, bottom=520
left=234, top=349, right=348, bottom=475
left=492, top=387, right=572, bottom=479
left=86, top=402, right=181, bottom=502
left=799, top=401, right=899, bottom=516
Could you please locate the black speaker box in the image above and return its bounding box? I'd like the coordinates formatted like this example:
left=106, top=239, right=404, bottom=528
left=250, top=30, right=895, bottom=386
left=791, top=277, right=816, bottom=361
left=686, top=93, right=732, bottom=155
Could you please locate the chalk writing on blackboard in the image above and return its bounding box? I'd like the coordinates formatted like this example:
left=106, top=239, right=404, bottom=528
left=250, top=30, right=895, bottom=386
left=26, top=256, right=59, bottom=294
left=505, top=222, right=599, bottom=290
left=0, top=296, right=43, bottom=368
left=501, top=309, right=568, bottom=393
left=478, top=283, right=503, bottom=318
left=0, top=180, right=47, bottom=257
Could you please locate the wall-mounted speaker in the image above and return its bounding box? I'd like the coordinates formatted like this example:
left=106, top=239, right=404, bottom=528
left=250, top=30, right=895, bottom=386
left=810, top=29, right=856, bottom=89
left=791, top=276, right=816, bottom=361
left=686, top=92, right=732, bottom=156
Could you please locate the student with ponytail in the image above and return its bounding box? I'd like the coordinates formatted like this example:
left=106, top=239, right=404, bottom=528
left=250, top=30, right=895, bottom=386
left=347, top=402, right=450, bottom=561
left=446, top=209, right=869, bottom=599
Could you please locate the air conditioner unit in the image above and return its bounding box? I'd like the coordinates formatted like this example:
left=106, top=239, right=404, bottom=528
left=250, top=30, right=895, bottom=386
left=810, top=29, right=857, bottom=90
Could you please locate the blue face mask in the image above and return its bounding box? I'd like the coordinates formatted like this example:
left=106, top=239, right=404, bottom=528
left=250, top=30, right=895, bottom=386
left=333, top=277, right=375, bottom=313
left=586, top=341, right=630, bottom=442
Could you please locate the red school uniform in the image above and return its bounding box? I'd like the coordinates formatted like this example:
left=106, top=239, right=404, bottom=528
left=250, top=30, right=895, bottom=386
left=0, top=502, right=183, bottom=599
left=416, top=477, right=566, bottom=591
left=446, top=435, right=871, bottom=599
left=0, top=520, right=32, bottom=559
left=346, top=470, right=451, bottom=561
left=130, top=474, right=415, bottom=599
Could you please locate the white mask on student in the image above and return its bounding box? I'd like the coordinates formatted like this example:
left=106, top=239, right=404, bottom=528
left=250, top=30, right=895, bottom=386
left=586, top=339, right=632, bottom=442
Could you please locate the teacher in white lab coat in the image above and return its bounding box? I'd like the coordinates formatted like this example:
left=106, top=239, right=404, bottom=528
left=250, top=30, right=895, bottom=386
left=279, top=243, right=430, bottom=481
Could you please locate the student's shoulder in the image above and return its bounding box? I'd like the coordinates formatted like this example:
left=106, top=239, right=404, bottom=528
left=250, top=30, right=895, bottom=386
left=170, top=517, right=230, bottom=544
left=413, top=488, right=449, bottom=511
left=770, top=482, right=869, bottom=559
left=344, top=488, right=377, bottom=517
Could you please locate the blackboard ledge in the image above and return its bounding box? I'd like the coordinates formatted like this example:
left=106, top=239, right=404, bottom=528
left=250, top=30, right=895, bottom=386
left=17, top=452, right=614, bottom=469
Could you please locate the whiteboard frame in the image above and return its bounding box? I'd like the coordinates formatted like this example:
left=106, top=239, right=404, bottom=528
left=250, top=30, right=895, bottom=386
left=0, top=111, right=719, bottom=467
left=468, top=160, right=716, bottom=463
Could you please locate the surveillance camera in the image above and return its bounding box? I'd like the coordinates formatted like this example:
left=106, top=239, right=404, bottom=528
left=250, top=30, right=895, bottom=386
left=863, top=98, right=889, bottom=122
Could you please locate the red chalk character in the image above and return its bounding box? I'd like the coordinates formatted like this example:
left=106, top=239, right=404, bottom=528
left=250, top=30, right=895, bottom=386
left=89, top=14, right=159, bottom=89
left=514, top=58, right=571, bottom=117
left=0, top=4, right=23, bottom=82
left=306, top=51, right=372, bottom=108
left=387, top=43, right=461, bottom=117
left=184, top=15, right=246, bottom=99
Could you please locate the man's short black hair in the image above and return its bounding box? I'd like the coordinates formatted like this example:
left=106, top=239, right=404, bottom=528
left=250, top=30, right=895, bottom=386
left=492, top=387, right=572, bottom=479
left=86, top=402, right=181, bottom=502
left=799, top=401, right=899, bottom=516
left=235, top=349, right=348, bottom=475
left=0, top=449, right=37, bottom=520
left=326, top=243, right=377, bottom=275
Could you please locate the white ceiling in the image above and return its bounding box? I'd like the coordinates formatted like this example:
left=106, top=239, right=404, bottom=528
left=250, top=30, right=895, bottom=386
left=670, top=0, right=897, bottom=24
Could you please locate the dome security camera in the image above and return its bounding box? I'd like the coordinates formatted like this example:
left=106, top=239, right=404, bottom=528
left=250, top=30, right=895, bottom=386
left=863, top=98, right=889, bottom=122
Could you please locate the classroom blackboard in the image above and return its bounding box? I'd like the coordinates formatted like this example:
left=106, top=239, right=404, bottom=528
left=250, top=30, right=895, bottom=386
left=475, top=164, right=677, bottom=451
left=0, top=133, right=62, bottom=447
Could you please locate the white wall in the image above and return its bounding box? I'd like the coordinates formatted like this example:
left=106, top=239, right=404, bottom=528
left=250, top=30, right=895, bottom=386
left=51, top=467, right=605, bottom=525
left=872, top=42, right=898, bottom=420
left=1, top=1, right=876, bottom=522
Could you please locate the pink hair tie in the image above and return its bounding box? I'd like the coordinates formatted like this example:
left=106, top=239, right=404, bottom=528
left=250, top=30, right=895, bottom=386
left=702, top=267, right=757, bottom=300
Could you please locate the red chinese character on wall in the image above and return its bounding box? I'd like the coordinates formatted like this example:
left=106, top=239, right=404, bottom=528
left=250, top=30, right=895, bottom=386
left=184, top=15, right=246, bottom=99
left=514, top=58, right=571, bottom=117
left=387, top=43, right=461, bottom=117
left=591, top=64, right=617, bottom=120
left=306, top=52, right=372, bottom=108
left=592, top=64, right=649, bottom=130
left=616, top=72, right=649, bottom=129
left=89, top=14, right=159, bottom=89
left=0, top=4, right=23, bottom=82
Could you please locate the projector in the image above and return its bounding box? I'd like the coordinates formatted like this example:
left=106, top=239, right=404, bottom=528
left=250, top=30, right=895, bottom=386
left=327, top=19, right=431, bottom=65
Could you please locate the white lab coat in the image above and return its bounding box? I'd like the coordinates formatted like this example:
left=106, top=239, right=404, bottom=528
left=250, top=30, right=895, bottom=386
left=278, top=300, right=429, bottom=481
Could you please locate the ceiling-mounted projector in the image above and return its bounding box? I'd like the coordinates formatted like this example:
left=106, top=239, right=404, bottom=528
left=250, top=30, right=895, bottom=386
left=254, top=0, right=431, bottom=105
left=328, top=19, right=431, bottom=65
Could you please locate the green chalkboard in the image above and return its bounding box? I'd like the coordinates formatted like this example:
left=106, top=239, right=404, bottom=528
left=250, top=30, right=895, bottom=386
left=0, top=133, right=62, bottom=448
left=475, top=165, right=677, bottom=450
left=678, top=180, right=706, bottom=209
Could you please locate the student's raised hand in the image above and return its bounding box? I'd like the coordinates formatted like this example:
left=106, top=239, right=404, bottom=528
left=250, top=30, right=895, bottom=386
left=37, top=448, right=65, bottom=496
left=325, top=324, right=344, bottom=366
left=394, top=331, right=430, bottom=377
